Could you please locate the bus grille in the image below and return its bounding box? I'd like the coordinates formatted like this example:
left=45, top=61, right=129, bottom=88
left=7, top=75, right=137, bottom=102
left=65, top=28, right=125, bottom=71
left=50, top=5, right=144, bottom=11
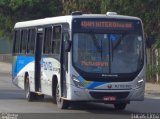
left=89, top=92, right=129, bottom=100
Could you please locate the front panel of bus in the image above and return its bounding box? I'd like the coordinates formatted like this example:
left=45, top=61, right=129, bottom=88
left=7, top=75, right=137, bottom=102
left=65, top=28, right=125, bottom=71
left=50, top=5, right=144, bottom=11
left=68, top=17, right=145, bottom=102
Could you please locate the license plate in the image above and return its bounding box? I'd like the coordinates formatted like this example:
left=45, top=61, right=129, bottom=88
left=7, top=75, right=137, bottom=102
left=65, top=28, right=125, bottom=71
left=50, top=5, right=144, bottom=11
left=103, top=96, right=117, bottom=101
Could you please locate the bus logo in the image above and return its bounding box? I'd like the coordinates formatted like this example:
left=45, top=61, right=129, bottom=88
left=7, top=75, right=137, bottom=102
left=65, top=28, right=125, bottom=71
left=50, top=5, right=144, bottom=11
left=107, top=84, right=112, bottom=89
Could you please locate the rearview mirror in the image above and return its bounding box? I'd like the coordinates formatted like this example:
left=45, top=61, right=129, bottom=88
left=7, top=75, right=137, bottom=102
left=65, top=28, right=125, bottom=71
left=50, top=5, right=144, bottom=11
left=63, top=33, right=71, bottom=52
left=65, top=39, right=71, bottom=52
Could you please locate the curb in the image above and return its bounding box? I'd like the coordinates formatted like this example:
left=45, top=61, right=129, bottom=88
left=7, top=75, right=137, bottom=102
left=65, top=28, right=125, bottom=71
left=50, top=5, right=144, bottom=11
left=145, top=83, right=160, bottom=97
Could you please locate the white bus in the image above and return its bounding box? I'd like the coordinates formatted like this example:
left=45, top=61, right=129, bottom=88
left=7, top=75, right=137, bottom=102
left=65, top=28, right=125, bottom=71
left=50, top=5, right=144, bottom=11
left=12, top=11, right=146, bottom=110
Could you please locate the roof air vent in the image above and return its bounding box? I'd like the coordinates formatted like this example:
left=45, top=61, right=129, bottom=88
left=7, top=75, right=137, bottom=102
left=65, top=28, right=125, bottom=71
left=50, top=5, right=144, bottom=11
left=71, top=11, right=83, bottom=15
left=106, top=12, right=117, bottom=16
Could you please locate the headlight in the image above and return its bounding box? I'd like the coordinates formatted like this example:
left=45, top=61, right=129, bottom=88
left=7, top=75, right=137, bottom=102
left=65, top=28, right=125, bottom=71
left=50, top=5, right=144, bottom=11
left=72, top=76, right=85, bottom=88
left=135, top=78, right=144, bottom=89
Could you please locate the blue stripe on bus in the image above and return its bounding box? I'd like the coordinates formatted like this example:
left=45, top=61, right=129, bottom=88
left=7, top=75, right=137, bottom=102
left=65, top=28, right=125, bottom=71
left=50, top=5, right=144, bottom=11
left=78, top=76, right=107, bottom=89
left=13, top=56, right=34, bottom=77
left=86, top=82, right=106, bottom=89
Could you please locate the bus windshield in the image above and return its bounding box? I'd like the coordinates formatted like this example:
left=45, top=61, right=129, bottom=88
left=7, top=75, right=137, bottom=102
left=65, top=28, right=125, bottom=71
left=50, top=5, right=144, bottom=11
left=73, top=32, right=143, bottom=74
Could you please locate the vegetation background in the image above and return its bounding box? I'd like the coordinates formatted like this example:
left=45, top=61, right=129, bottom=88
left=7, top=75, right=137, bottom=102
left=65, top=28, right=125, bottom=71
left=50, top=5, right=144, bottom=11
left=0, top=0, right=159, bottom=82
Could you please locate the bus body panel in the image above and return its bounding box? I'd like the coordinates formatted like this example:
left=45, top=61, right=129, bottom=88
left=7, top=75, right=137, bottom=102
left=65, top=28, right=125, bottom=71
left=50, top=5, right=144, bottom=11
left=12, top=55, right=35, bottom=90
left=12, top=55, right=61, bottom=96
left=41, top=57, right=60, bottom=96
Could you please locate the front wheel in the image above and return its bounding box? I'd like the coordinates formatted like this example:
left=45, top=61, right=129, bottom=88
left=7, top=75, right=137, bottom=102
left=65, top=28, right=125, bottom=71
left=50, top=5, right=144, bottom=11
left=56, top=83, right=69, bottom=109
left=114, top=103, right=127, bottom=110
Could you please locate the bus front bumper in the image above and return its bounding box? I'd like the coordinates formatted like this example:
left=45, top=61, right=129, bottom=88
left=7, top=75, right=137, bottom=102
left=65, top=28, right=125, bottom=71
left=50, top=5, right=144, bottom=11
left=66, top=84, right=145, bottom=102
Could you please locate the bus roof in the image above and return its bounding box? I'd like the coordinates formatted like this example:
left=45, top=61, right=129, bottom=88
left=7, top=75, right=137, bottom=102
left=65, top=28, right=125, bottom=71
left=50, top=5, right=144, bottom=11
left=14, top=13, right=141, bottom=29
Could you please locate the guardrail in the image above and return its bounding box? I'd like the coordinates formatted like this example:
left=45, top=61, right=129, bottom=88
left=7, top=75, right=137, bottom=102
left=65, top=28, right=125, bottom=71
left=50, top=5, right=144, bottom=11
left=0, top=54, right=11, bottom=63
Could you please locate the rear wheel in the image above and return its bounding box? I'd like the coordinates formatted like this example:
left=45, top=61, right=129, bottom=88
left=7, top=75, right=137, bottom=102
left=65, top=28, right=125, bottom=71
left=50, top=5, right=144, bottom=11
left=52, top=80, right=57, bottom=104
left=114, top=103, right=127, bottom=110
left=25, top=76, right=36, bottom=101
left=56, top=83, right=69, bottom=109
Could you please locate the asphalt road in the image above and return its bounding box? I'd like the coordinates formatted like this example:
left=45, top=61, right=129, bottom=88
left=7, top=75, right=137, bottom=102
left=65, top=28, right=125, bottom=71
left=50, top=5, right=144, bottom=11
left=0, top=66, right=160, bottom=119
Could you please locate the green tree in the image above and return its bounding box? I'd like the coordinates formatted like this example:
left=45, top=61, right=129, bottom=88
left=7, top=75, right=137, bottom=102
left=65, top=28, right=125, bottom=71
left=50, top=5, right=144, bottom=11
left=0, top=0, right=63, bottom=39
left=100, top=0, right=160, bottom=37
left=63, top=0, right=101, bottom=15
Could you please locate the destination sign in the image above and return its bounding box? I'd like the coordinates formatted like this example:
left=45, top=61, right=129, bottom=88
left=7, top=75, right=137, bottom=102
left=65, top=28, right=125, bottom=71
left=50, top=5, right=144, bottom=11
left=81, top=21, right=133, bottom=29
left=81, top=61, right=108, bottom=67
left=72, top=18, right=141, bottom=31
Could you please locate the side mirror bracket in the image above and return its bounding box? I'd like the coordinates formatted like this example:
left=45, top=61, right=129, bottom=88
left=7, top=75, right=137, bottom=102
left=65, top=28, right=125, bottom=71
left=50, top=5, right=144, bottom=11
left=65, top=40, right=71, bottom=52
left=63, top=33, right=71, bottom=52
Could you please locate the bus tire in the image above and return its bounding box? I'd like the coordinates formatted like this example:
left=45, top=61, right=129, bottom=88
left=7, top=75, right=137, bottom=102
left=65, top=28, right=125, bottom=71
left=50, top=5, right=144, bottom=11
left=114, top=103, right=127, bottom=110
left=56, top=83, right=69, bottom=109
left=52, top=77, right=57, bottom=104
left=25, top=76, right=36, bottom=101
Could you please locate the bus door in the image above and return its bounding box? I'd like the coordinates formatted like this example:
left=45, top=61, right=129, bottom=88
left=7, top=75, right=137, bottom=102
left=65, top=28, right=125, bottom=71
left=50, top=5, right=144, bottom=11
left=35, top=28, right=43, bottom=92
left=60, top=32, right=69, bottom=98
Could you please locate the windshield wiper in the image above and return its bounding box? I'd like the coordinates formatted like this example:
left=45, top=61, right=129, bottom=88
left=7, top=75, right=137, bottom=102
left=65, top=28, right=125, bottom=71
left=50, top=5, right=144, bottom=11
left=112, top=33, right=126, bottom=50
left=90, top=33, right=103, bottom=59
left=90, top=33, right=102, bottom=53
left=110, top=33, right=126, bottom=61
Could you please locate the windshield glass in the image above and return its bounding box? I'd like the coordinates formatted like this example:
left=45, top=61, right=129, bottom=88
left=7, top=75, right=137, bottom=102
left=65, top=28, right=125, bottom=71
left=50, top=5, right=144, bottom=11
left=73, top=32, right=143, bottom=74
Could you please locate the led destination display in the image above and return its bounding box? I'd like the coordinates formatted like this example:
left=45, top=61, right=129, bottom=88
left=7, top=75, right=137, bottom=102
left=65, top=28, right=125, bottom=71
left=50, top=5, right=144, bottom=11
left=72, top=18, right=141, bottom=31
left=81, top=21, right=133, bottom=29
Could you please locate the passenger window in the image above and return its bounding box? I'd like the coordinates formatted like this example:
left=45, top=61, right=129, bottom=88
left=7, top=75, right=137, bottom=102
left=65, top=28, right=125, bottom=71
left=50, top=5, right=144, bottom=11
left=53, top=26, right=61, bottom=54
left=21, top=29, right=28, bottom=54
left=14, top=30, right=21, bottom=54
left=27, top=29, right=36, bottom=54
left=44, top=27, right=52, bottom=54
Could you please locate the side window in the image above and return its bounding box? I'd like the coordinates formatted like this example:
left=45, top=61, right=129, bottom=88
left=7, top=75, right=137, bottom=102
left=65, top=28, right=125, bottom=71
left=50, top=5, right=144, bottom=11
left=53, top=26, right=61, bottom=54
left=14, top=30, right=21, bottom=54
left=21, top=29, right=28, bottom=54
left=27, top=29, right=36, bottom=54
left=44, top=27, right=52, bottom=54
